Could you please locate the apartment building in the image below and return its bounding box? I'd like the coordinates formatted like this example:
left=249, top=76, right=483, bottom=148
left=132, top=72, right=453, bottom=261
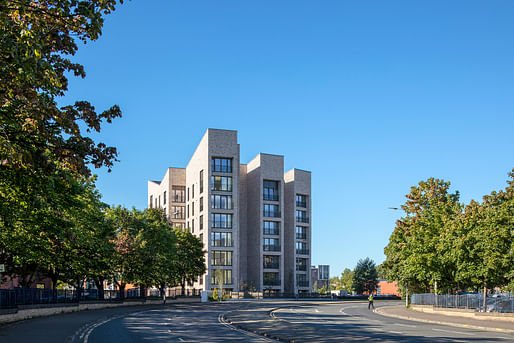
left=147, top=128, right=311, bottom=294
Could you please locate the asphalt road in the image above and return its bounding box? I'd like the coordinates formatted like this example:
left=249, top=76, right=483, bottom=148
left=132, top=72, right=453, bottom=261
left=1, top=301, right=513, bottom=342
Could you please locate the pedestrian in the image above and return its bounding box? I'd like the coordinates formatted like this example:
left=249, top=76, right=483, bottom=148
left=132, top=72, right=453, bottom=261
left=368, top=293, right=374, bottom=310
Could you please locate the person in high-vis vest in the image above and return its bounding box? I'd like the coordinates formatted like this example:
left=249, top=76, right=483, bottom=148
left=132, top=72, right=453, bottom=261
left=368, top=293, right=374, bottom=309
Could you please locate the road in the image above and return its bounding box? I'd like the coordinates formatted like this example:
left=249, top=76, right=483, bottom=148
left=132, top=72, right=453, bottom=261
left=0, top=301, right=512, bottom=342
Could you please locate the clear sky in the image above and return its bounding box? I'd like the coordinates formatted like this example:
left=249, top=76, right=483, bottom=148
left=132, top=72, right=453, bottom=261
left=61, top=1, right=514, bottom=277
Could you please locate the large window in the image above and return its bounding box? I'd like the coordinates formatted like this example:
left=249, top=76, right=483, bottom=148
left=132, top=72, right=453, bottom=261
left=211, top=176, right=232, bottom=191
left=263, top=272, right=280, bottom=286
left=263, top=221, right=279, bottom=235
left=211, top=158, right=232, bottom=173
left=296, top=194, right=307, bottom=208
left=200, top=197, right=203, bottom=212
left=171, top=206, right=185, bottom=219
left=149, top=195, right=153, bottom=208
left=211, top=269, right=232, bottom=285
left=296, top=226, right=307, bottom=240
left=263, top=255, right=279, bottom=269
left=264, top=204, right=280, bottom=217
left=200, top=170, right=204, bottom=194
left=211, top=194, right=233, bottom=209
left=211, top=213, right=233, bottom=228
left=163, top=191, right=166, bottom=205
left=211, top=232, right=233, bottom=247
left=296, top=210, right=308, bottom=223
left=296, top=273, right=309, bottom=287
left=172, top=186, right=185, bottom=203
left=296, top=241, right=309, bottom=255
left=211, top=251, right=233, bottom=266
left=263, top=180, right=279, bottom=201
left=263, top=238, right=280, bottom=251
left=200, top=215, right=203, bottom=230
left=296, top=258, right=308, bottom=271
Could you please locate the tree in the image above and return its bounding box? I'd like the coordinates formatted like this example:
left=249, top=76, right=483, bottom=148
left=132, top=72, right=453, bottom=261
left=0, top=0, right=123, bottom=289
left=329, top=276, right=341, bottom=290
left=383, top=178, right=462, bottom=293
left=173, top=228, right=206, bottom=295
left=353, top=258, right=378, bottom=294
left=340, top=268, right=354, bottom=293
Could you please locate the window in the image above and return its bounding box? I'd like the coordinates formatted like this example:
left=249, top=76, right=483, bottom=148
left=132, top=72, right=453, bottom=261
left=211, top=251, right=233, bottom=266
left=187, top=205, right=189, bottom=218
left=211, top=269, right=232, bottom=285
left=211, top=158, right=232, bottom=173
left=211, top=232, right=233, bottom=247
left=263, top=204, right=280, bottom=217
left=263, top=238, right=280, bottom=251
left=200, top=197, right=203, bottom=212
left=199, top=275, right=203, bottom=285
left=211, top=213, right=233, bottom=228
left=155, top=198, right=157, bottom=208
left=296, top=226, right=307, bottom=240
left=200, top=215, right=203, bottom=230
left=211, top=194, right=233, bottom=209
left=199, top=233, right=203, bottom=244
left=296, top=210, right=308, bottom=223
left=296, top=241, right=309, bottom=255
left=263, top=180, right=279, bottom=201
left=172, top=186, right=185, bottom=202
left=192, top=201, right=195, bottom=216
left=158, top=195, right=161, bottom=208
left=263, top=272, right=280, bottom=286
left=171, top=206, right=185, bottom=219
left=263, top=221, right=279, bottom=235
left=163, top=191, right=167, bottom=205
left=296, top=194, right=307, bottom=208
left=296, top=273, right=309, bottom=287
left=192, top=219, right=194, bottom=233
left=296, top=258, right=308, bottom=271
left=149, top=195, right=153, bottom=208
left=187, top=187, right=190, bottom=201
left=200, top=170, right=204, bottom=194
left=263, top=255, right=279, bottom=269
left=211, top=176, right=232, bottom=191
left=192, top=184, right=194, bottom=199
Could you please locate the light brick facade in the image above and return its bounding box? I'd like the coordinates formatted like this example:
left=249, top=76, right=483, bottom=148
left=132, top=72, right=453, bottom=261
left=147, top=129, right=312, bottom=294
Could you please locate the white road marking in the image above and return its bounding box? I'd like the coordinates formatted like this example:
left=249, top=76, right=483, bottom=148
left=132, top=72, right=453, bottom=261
left=432, top=328, right=472, bottom=335
left=178, top=338, right=185, bottom=342
left=314, top=309, right=320, bottom=313
left=388, top=331, right=403, bottom=334
left=218, top=313, right=275, bottom=342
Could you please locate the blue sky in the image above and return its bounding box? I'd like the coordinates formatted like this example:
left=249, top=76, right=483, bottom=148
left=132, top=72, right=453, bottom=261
left=61, top=1, right=514, bottom=277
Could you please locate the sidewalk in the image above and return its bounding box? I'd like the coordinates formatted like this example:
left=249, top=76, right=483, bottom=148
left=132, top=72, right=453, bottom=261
left=375, top=305, right=514, bottom=333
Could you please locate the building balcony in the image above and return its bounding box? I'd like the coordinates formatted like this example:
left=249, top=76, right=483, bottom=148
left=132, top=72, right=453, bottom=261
left=263, top=279, right=281, bottom=286
left=263, top=263, right=280, bottom=269
left=263, top=194, right=279, bottom=201
left=296, top=216, right=309, bottom=223
left=296, top=201, right=307, bottom=208
left=263, top=245, right=281, bottom=252
left=264, top=210, right=281, bottom=218
left=297, top=280, right=309, bottom=287
left=296, top=264, right=307, bottom=271
left=295, top=233, right=307, bottom=240
left=296, top=249, right=309, bottom=255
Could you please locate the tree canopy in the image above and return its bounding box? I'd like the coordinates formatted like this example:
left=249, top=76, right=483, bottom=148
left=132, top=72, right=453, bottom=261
left=352, top=257, right=378, bottom=294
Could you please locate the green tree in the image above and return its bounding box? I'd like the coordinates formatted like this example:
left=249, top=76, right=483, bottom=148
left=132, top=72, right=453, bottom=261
left=174, top=228, right=206, bottom=295
left=329, top=276, right=341, bottom=290
left=0, top=0, right=123, bottom=288
left=383, top=178, right=462, bottom=293
left=340, top=268, right=354, bottom=293
left=353, top=258, right=378, bottom=294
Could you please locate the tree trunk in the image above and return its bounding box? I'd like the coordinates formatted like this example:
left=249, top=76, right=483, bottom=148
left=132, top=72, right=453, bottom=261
left=94, top=277, right=105, bottom=300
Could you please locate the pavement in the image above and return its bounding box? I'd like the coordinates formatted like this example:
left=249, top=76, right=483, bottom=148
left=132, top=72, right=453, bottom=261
left=375, top=305, right=514, bottom=333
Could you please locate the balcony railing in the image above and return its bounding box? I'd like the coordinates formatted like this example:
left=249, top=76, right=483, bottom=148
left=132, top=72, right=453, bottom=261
left=263, top=263, right=280, bottom=269
left=264, top=210, right=281, bottom=218
left=263, top=279, right=281, bottom=286
left=264, top=245, right=281, bottom=252
left=297, top=280, right=309, bottom=287
left=296, top=232, right=307, bottom=240
left=264, top=229, right=279, bottom=236
left=296, top=216, right=309, bottom=223
left=296, top=264, right=307, bottom=271
left=296, top=248, right=309, bottom=255
left=264, top=194, right=279, bottom=201
left=296, top=201, right=307, bottom=208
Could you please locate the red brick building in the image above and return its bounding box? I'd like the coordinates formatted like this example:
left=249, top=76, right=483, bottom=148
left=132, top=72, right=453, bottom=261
left=376, top=280, right=400, bottom=296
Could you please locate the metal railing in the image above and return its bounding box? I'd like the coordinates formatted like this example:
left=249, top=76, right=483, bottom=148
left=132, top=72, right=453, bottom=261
left=263, top=244, right=281, bottom=252
left=296, top=201, right=307, bottom=208
left=263, top=210, right=281, bottom=218
left=263, top=194, right=279, bottom=201
left=296, top=248, right=309, bottom=255
left=296, top=216, right=309, bottom=223
left=411, top=293, right=514, bottom=313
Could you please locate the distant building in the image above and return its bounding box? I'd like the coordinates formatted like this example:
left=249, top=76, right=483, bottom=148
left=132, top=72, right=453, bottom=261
left=377, top=280, right=400, bottom=296
left=148, top=129, right=312, bottom=294
left=310, top=265, right=330, bottom=291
